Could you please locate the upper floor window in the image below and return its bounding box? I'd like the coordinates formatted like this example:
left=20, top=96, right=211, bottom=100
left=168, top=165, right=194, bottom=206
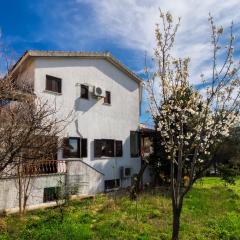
left=81, top=84, right=89, bottom=99
left=104, top=91, right=111, bottom=104
left=46, top=75, right=62, bottom=94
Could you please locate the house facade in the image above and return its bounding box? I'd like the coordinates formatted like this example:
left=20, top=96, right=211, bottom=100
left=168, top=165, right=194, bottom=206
left=0, top=51, right=145, bottom=210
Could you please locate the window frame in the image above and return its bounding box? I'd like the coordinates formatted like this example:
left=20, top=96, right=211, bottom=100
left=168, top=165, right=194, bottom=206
left=104, top=179, right=120, bottom=191
left=94, top=139, right=123, bottom=158
left=63, top=137, right=88, bottom=158
left=43, top=187, right=61, bottom=202
left=80, top=84, right=89, bottom=99
left=46, top=75, right=62, bottom=94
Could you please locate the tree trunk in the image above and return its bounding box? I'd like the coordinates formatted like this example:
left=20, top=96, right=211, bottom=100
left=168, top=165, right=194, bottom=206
left=17, top=165, right=23, bottom=215
left=130, top=163, right=147, bottom=199
left=172, top=207, right=182, bottom=240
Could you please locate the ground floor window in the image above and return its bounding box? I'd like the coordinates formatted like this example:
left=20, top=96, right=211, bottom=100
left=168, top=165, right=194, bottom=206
left=104, top=179, right=120, bottom=190
left=94, top=139, right=123, bottom=158
left=43, top=186, right=61, bottom=202
left=63, top=137, right=88, bottom=158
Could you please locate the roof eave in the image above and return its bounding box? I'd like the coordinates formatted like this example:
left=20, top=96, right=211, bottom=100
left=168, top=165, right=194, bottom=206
left=9, top=51, right=143, bottom=84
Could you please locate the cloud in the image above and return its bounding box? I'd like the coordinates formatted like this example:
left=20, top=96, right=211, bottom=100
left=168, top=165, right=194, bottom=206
left=72, top=0, right=240, bottom=84
left=70, top=0, right=240, bottom=122
left=31, top=0, right=240, bottom=84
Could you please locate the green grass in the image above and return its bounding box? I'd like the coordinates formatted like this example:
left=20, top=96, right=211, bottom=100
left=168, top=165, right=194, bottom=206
left=0, top=177, right=240, bottom=240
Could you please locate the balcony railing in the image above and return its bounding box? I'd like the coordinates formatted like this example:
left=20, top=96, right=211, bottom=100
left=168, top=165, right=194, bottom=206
left=1, top=160, right=66, bottom=178
left=23, top=160, right=66, bottom=175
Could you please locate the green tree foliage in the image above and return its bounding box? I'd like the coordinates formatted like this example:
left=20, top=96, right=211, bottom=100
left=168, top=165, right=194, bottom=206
left=214, top=127, right=240, bottom=184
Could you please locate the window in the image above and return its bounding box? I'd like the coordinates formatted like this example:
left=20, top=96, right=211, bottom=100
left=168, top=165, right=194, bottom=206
left=64, top=137, right=80, bottom=158
left=104, top=179, right=120, bottom=191
left=43, top=187, right=61, bottom=202
left=104, top=91, right=111, bottom=104
left=80, top=85, right=89, bottom=99
left=130, top=131, right=140, bottom=157
left=94, top=139, right=122, bottom=158
left=63, top=137, right=87, bottom=158
left=94, top=139, right=114, bottom=157
left=101, top=139, right=114, bottom=157
left=46, top=75, right=62, bottom=93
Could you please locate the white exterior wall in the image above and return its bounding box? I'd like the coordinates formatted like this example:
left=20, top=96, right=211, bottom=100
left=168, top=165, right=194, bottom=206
left=0, top=160, right=104, bottom=212
left=15, top=59, right=35, bottom=88
left=33, top=57, right=141, bottom=188
left=0, top=174, right=65, bottom=211
left=66, top=160, right=104, bottom=195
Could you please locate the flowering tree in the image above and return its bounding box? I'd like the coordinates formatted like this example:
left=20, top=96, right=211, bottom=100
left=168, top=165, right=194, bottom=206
left=145, top=11, right=240, bottom=240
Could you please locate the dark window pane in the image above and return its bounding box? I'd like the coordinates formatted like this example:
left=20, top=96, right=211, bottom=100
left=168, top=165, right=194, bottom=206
left=69, top=138, right=80, bottom=157
left=46, top=75, right=62, bottom=93
left=101, top=139, right=114, bottom=157
left=63, top=137, right=80, bottom=158
left=94, top=139, right=123, bottom=158
left=130, top=131, right=140, bottom=157
left=125, top=168, right=131, bottom=176
left=46, top=76, right=52, bottom=91
left=94, top=139, right=115, bottom=157
left=81, top=138, right=88, bottom=158
left=115, top=140, right=123, bottom=157
left=104, top=179, right=120, bottom=190
left=104, top=91, right=111, bottom=104
left=52, top=79, right=58, bottom=92
left=81, top=85, right=89, bottom=99
left=43, top=187, right=61, bottom=202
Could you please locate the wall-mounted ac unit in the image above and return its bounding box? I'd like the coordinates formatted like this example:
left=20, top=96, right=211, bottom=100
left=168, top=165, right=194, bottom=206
left=120, top=167, right=132, bottom=178
left=93, top=86, right=104, bottom=97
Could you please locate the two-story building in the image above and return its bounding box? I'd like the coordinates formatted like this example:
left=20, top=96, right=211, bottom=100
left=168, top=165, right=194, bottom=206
left=0, top=50, right=146, bottom=212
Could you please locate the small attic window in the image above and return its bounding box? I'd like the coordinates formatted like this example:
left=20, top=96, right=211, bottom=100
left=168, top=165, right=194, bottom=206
left=104, top=91, right=111, bottom=105
left=46, top=75, right=62, bottom=93
left=80, top=84, right=89, bottom=99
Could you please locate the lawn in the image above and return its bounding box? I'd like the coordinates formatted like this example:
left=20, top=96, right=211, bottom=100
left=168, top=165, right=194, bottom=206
left=0, top=177, right=240, bottom=240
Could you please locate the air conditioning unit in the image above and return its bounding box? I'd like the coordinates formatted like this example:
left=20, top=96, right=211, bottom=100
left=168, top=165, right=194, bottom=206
left=120, top=167, right=132, bottom=178
left=93, top=86, right=104, bottom=97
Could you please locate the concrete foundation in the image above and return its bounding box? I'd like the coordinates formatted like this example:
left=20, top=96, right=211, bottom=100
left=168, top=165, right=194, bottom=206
left=0, top=160, right=104, bottom=212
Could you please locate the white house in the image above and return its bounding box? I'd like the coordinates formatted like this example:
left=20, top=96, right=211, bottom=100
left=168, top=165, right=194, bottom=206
left=0, top=50, right=146, bottom=211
